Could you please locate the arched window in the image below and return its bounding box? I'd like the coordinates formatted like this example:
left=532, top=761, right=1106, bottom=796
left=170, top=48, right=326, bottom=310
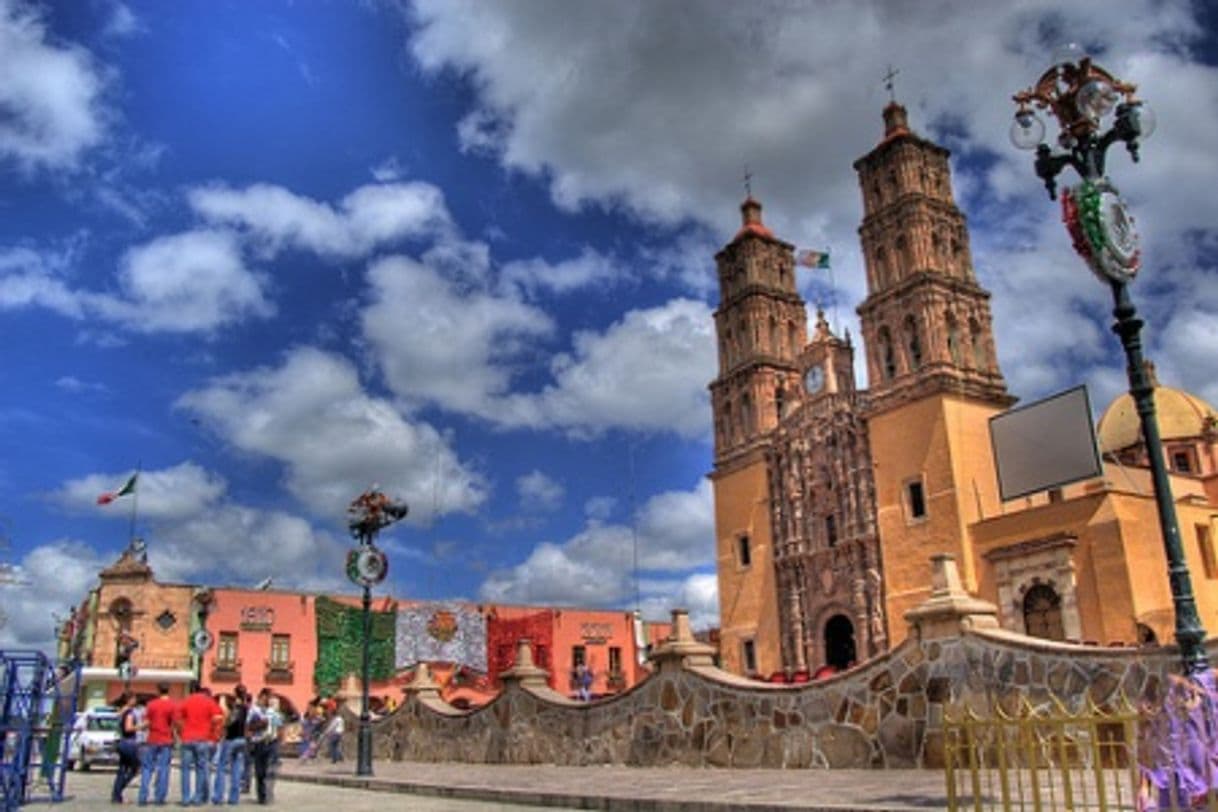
left=110, top=598, right=134, bottom=632
left=775, top=386, right=785, bottom=422
left=946, top=314, right=962, bottom=366
left=877, top=327, right=896, bottom=380
left=874, top=245, right=888, bottom=288
left=896, top=234, right=912, bottom=273
left=787, top=322, right=798, bottom=355
left=969, top=318, right=986, bottom=369
left=741, top=393, right=753, bottom=437
left=768, top=317, right=779, bottom=355
left=904, top=315, right=922, bottom=370
left=1022, top=584, right=1065, bottom=641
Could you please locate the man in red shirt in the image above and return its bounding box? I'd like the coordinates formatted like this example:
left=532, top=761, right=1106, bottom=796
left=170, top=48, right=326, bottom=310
left=174, top=681, right=222, bottom=805
left=138, top=682, right=176, bottom=805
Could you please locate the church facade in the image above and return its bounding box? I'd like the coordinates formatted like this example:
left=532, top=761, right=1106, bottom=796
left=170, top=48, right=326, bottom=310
left=712, top=101, right=1218, bottom=678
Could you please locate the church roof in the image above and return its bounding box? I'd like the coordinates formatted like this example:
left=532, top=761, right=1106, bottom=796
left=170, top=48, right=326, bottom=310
left=1097, top=383, right=1218, bottom=452
left=731, top=195, right=775, bottom=241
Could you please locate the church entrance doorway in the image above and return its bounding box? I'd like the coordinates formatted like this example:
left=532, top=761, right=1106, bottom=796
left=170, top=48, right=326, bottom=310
left=823, top=614, right=856, bottom=670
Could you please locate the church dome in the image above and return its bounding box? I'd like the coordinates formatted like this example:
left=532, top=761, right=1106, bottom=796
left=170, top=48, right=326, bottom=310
left=1097, top=384, right=1218, bottom=452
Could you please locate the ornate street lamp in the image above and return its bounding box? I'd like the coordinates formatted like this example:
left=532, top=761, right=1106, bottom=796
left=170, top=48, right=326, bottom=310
left=345, top=488, right=406, bottom=776
left=1011, top=46, right=1208, bottom=675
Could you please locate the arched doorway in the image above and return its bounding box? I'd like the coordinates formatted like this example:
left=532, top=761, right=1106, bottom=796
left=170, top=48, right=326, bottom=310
left=823, top=614, right=856, bottom=670
left=1023, top=584, right=1065, bottom=641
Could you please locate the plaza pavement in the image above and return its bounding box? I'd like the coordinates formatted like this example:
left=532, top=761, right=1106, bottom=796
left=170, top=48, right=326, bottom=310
left=278, top=760, right=959, bottom=811
left=44, top=768, right=565, bottom=811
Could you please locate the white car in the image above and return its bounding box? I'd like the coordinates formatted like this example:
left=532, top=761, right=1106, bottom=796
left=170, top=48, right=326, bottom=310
left=66, top=707, right=120, bottom=771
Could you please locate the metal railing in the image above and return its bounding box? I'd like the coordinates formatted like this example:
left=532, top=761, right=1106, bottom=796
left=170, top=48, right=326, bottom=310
left=944, top=678, right=1218, bottom=811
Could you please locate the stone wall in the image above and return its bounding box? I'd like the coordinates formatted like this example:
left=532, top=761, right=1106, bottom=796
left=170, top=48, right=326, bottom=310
left=352, top=557, right=1195, bottom=769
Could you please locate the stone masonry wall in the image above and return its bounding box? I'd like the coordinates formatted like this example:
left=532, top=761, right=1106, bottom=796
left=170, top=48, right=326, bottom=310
left=352, top=558, right=1196, bottom=769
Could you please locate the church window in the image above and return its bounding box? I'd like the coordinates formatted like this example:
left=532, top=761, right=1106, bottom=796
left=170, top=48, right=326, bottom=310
left=741, top=639, right=758, bottom=674
left=1137, top=624, right=1158, bottom=646
left=769, top=317, right=779, bottom=354
left=946, top=314, right=962, bottom=365
left=825, top=514, right=838, bottom=548
left=737, top=535, right=752, bottom=568
left=904, top=316, right=923, bottom=370
left=155, top=610, right=176, bottom=632
left=969, top=318, right=986, bottom=368
left=906, top=479, right=927, bottom=520
left=741, top=393, right=754, bottom=436
left=896, top=234, right=912, bottom=272
left=722, top=402, right=733, bottom=443
left=1171, top=448, right=1195, bottom=474
left=775, top=387, right=785, bottom=421
left=874, top=246, right=889, bottom=288
left=787, top=322, right=798, bottom=355
left=1198, top=525, right=1217, bottom=579
left=1022, top=584, right=1065, bottom=642
left=878, top=327, right=896, bottom=380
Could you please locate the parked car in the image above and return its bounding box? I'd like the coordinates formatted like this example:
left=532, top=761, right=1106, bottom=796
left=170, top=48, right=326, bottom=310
left=66, top=707, right=120, bottom=771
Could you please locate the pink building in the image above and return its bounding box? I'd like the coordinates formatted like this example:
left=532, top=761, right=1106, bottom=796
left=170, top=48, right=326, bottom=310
left=199, top=587, right=317, bottom=715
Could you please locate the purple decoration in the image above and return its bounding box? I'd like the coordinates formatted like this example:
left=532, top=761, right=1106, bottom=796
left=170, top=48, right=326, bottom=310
left=1138, top=670, right=1218, bottom=810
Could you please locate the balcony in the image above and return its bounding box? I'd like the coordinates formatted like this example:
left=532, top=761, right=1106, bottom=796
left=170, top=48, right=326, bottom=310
left=264, top=660, right=294, bottom=684
left=606, top=671, right=626, bottom=692
left=210, top=659, right=242, bottom=682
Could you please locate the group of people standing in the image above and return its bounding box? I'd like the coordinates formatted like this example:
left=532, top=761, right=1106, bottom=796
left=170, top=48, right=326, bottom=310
left=111, top=680, right=283, bottom=806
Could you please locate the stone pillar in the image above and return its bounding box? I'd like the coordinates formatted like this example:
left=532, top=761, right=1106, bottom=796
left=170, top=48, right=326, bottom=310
left=498, top=639, right=550, bottom=689
left=649, top=609, right=717, bottom=673
left=903, top=554, right=999, bottom=640
left=403, top=661, right=441, bottom=699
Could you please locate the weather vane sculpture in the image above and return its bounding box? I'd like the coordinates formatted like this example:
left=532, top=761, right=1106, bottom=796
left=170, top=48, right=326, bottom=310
left=344, top=487, right=407, bottom=777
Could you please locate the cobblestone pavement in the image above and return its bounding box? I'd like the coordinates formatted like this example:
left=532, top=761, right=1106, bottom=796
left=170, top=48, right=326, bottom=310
left=30, top=768, right=574, bottom=811
left=278, top=760, right=957, bottom=811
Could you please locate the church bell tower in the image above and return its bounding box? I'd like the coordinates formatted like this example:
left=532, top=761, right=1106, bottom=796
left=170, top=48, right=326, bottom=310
left=709, top=196, right=807, bottom=676
left=854, top=101, right=1015, bottom=641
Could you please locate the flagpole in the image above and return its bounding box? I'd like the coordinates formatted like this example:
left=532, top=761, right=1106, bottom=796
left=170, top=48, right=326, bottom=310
left=128, top=463, right=141, bottom=546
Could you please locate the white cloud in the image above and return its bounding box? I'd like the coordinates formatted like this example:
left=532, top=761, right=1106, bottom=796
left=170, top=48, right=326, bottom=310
left=189, top=181, right=453, bottom=259
left=0, top=540, right=109, bottom=652
left=502, top=298, right=716, bottom=438
left=516, top=470, right=564, bottom=512
left=55, top=375, right=109, bottom=394
left=0, top=0, right=107, bottom=171
left=583, top=495, right=616, bottom=520
left=500, top=247, right=628, bottom=297
left=176, top=346, right=487, bottom=520
left=405, top=0, right=1218, bottom=412
left=0, top=231, right=273, bottom=334
left=54, top=461, right=227, bottom=520
left=102, top=230, right=273, bottom=333
left=478, top=479, right=714, bottom=619
left=361, top=254, right=554, bottom=415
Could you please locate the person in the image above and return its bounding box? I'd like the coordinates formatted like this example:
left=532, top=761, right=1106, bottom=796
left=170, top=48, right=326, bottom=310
left=211, top=685, right=248, bottom=805
left=110, top=693, right=139, bottom=804
left=246, top=688, right=282, bottom=805
left=139, top=682, right=176, bottom=806
left=321, top=707, right=344, bottom=764
left=576, top=663, right=593, bottom=701
left=175, top=681, right=223, bottom=806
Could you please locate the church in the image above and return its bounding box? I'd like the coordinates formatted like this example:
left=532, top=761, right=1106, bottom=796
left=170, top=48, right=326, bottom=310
left=710, top=100, right=1218, bottom=678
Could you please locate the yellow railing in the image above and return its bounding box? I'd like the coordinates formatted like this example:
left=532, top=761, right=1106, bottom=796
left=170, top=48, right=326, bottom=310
left=944, top=696, right=1143, bottom=811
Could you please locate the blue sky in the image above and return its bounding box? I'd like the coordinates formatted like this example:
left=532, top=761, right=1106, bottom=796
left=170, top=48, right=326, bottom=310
left=2, top=0, right=1216, bottom=652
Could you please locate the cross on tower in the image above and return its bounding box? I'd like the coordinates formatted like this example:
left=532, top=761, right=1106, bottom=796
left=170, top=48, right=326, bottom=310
left=883, top=65, right=900, bottom=102
left=743, top=165, right=753, bottom=198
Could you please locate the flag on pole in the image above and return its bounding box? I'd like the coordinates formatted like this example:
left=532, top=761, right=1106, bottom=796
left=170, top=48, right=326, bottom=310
left=97, top=473, right=138, bottom=505
left=796, top=249, right=830, bottom=269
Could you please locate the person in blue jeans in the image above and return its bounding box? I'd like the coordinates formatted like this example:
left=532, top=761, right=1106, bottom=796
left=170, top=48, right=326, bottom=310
left=175, top=682, right=222, bottom=806
left=139, top=682, right=177, bottom=806
left=212, top=685, right=248, bottom=805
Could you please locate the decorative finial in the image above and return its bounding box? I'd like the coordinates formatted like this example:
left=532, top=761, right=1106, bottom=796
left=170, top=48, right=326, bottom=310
left=743, top=165, right=753, bottom=198
left=883, top=65, right=900, bottom=103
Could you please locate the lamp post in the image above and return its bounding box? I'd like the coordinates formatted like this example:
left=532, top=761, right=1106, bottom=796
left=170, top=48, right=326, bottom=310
left=1010, top=45, right=1208, bottom=675
left=345, top=489, right=407, bottom=776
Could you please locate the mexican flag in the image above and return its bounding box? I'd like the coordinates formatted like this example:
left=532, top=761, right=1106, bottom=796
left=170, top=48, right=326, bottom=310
left=97, top=473, right=138, bottom=505
left=796, top=249, right=830, bottom=269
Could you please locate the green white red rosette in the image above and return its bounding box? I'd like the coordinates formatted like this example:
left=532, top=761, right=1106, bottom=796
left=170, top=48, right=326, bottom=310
left=346, top=544, right=389, bottom=587
left=1062, top=178, right=1141, bottom=283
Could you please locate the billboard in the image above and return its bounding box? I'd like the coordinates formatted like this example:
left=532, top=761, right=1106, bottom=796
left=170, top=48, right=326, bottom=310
left=989, top=385, right=1103, bottom=501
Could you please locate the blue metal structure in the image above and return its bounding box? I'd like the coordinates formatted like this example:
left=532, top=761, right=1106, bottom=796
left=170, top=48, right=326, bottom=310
left=0, top=651, right=79, bottom=811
